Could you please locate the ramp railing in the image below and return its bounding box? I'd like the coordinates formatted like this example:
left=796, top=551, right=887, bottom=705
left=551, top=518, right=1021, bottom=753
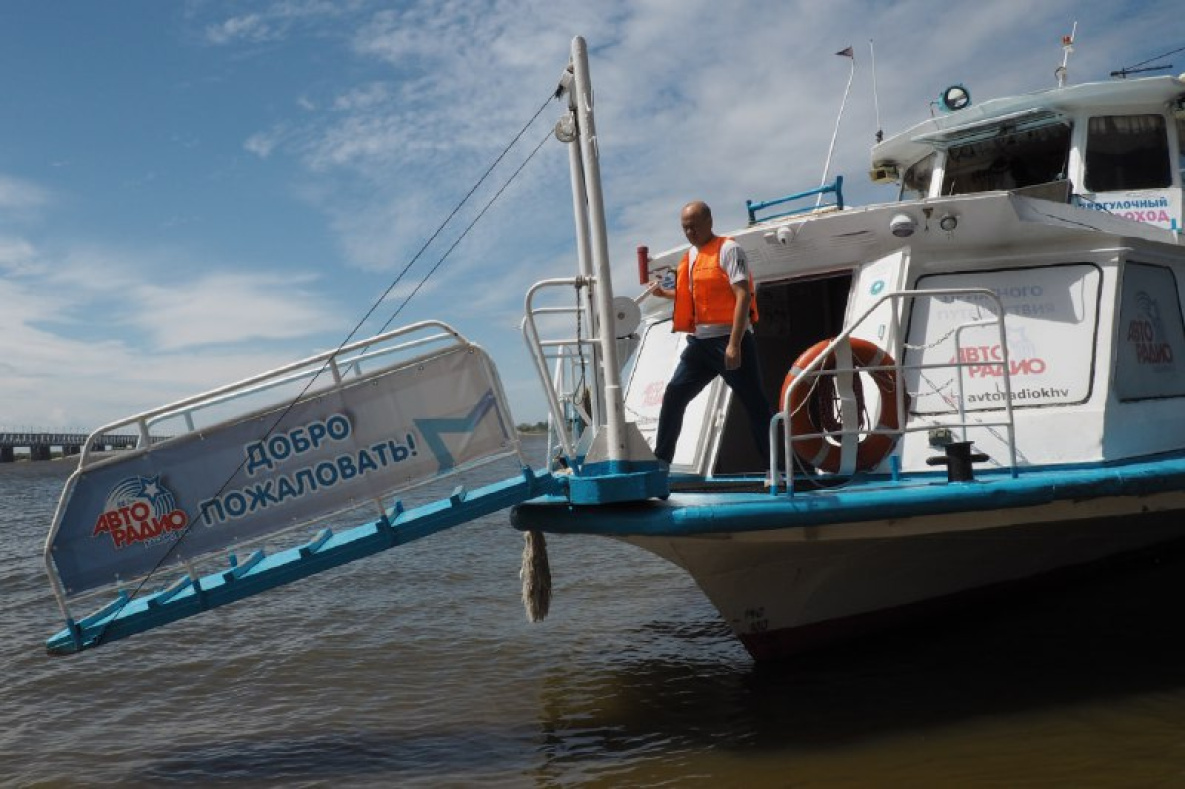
left=44, top=322, right=548, bottom=654
left=521, top=277, right=601, bottom=469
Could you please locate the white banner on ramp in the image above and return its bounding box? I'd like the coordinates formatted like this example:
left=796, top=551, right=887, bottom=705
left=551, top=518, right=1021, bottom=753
left=47, top=330, right=518, bottom=598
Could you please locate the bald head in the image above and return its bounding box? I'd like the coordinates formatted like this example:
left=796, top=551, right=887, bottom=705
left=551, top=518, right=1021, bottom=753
left=681, top=200, right=715, bottom=249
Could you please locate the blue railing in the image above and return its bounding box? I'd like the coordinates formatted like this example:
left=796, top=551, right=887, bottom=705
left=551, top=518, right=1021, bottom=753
left=746, top=176, right=844, bottom=225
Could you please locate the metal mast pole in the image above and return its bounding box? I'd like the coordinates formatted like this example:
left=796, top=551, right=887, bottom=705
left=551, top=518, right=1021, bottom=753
left=562, top=83, right=604, bottom=431
left=570, top=36, right=626, bottom=461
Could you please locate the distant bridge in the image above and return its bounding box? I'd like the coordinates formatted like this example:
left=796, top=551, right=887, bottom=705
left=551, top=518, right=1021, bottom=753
left=0, top=431, right=141, bottom=462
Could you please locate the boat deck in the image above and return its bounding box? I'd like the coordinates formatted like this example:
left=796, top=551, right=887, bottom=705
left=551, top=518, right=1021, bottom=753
left=514, top=451, right=1185, bottom=539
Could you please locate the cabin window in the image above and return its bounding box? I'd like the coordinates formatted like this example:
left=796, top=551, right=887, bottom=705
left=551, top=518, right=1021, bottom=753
left=905, top=264, right=1101, bottom=414
left=1084, top=114, right=1171, bottom=192
left=899, top=154, right=935, bottom=200
left=940, top=123, right=1071, bottom=195
left=1115, top=263, right=1185, bottom=401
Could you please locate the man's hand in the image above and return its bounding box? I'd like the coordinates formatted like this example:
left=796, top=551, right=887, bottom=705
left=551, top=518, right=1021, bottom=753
left=725, top=340, right=742, bottom=370
left=726, top=280, right=750, bottom=370
left=648, top=278, right=674, bottom=300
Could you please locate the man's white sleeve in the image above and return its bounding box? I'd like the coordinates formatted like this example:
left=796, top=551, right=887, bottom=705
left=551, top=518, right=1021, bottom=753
left=719, top=240, right=749, bottom=285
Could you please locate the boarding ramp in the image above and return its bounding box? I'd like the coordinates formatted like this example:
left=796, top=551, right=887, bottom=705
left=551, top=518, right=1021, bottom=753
left=44, top=322, right=560, bottom=655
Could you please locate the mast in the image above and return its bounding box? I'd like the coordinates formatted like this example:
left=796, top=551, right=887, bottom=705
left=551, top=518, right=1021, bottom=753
left=569, top=36, right=628, bottom=463
left=542, top=37, right=665, bottom=503
left=560, top=70, right=604, bottom=431
left=1055, top=21, right=1077, bottom=87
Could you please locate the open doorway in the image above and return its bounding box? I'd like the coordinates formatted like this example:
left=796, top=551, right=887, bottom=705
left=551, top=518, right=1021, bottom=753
left=712, top=272, right=853, bottom=475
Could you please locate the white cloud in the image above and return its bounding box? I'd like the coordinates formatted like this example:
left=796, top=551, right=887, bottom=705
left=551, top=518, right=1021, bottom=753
left=202, top=0, right=359, bottom=46
left=39, top=247, right=342, bottom=350
left=127, top=272, right=341, bottom=351
left=0, top=243, right=348, bottom=427
left=244, top=127, right=285, bottom=158
left=0, top=236, right=37, bottom=271
left=331, top=82, right=390, bottom=112
left=205, top=13, right=275, bottom=46
left=0, top=173, right=50, bottom=211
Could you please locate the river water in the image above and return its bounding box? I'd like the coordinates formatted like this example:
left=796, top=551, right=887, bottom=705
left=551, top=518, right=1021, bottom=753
left=4, top=435, right=1185, bottom=786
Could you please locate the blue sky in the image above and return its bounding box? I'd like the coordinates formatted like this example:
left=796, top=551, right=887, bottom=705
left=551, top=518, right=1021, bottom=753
left=0, top=0, right=1178, bottom=430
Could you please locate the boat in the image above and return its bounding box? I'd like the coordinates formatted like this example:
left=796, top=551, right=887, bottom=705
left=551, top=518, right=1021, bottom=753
left=43, top=36, right=1185, bottom=661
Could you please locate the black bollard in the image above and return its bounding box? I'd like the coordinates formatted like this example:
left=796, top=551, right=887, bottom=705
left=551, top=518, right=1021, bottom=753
left=926, top=440, right=989, bottom=482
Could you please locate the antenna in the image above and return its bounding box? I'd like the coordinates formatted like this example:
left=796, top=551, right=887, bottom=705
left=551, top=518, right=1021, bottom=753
left=870, top=39, right=883, bottom=143
left=818, top=46, right=856, bottom=206
left=1110, top=43, right=1185, bottom=79
left=1054, top=21, right=1077, bottom=87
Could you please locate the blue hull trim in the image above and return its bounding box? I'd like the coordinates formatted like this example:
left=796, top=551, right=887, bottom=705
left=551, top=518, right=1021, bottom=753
left=511, top=453, right=1185, bottom=536
left=47, top=468, right=559, bottom=656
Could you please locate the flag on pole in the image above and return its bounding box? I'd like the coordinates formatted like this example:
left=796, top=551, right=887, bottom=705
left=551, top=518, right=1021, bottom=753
left=836, top=46, right=854, bottom=58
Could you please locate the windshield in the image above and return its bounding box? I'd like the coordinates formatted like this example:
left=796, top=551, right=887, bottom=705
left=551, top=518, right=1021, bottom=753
left=940, top=123, right=1072, bottom=196
left=899, top=154, right=935, bottom=200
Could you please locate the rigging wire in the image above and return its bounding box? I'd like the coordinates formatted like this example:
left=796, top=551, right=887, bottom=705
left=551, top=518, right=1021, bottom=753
left=355, top=95, right=558, bottom=341
left=1124, top=43, right=1185, bottom=70
left=87, top=89, right=561, bottom=648
left=372, top=128, right=553, bottom=335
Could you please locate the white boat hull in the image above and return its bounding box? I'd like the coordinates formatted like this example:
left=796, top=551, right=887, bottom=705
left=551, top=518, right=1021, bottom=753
left=625, top=497, right=1185, bottom=660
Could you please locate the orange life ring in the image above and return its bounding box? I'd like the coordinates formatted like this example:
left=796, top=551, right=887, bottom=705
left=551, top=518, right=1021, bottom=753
left=780, top=338, right=908, bottom=473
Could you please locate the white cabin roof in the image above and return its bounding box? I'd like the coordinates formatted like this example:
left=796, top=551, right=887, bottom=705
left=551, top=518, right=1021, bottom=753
left=872, top=74, right=1185, bottom=170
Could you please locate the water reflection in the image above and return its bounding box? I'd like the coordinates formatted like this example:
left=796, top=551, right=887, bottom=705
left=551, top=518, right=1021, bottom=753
left=13, top=448, right=1185, bottom=786
left=535, top=541, right=1185, bottom=763
left=101, top=543, right=1185, bottom=787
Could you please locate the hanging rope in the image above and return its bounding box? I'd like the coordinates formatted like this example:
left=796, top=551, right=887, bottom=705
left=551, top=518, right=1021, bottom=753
left=520, top=529, right=552, bottom=622
left=89, top=89, right=562, bottom=648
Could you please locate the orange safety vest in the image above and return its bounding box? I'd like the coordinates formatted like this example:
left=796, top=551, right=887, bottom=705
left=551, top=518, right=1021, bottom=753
left=671, top=236, right=758, bottom=333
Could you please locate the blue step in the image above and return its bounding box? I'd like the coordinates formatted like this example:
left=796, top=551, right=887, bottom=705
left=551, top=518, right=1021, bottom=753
left=47, top=467, right=558, bottom=655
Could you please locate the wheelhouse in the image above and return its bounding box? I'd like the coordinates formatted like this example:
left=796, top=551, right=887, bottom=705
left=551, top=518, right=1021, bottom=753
left=623, top=75, right=1185, bottom=481
left=874, top=75, right=1185, bottom=232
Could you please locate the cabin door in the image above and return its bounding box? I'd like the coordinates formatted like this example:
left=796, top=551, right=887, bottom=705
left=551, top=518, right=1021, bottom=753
left=712, top=273, right=853, bottom=475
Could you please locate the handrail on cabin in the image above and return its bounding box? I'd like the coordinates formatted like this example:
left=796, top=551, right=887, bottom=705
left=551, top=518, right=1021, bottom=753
left=746, top=176, right=844, bottom=225
left=769, top=288, right=1021, bottom=495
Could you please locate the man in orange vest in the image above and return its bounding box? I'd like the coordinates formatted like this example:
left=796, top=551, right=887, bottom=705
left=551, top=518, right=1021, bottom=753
left=649, top=200, right=772, bottom=467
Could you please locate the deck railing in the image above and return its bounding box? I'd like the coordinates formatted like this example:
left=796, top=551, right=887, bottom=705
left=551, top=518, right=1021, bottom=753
left=746, top=176, right=844, bottom=224
left=521, top=277, right=601, bottom=468
left=770, top=288, right=1020, bottom=495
